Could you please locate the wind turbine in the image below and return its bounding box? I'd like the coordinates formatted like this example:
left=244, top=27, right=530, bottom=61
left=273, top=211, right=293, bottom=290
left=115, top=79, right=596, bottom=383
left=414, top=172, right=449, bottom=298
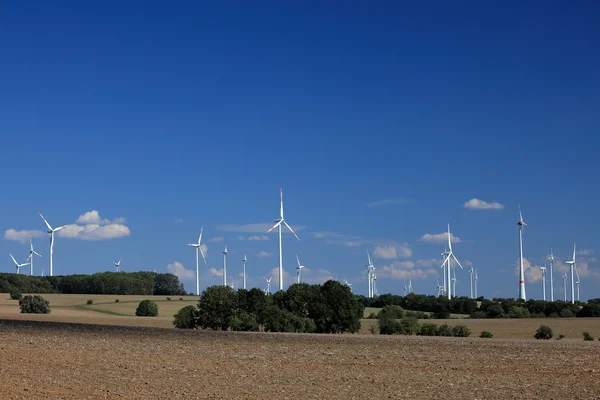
left=548, top=249, right=555, bottom=301
left=295, top=254, right=305, bottom=284
left=372, top=273, right=378, bottom=297
left=407, top=275, right=413, bottom=294
left=474, top=268, right=478, bottom=298
left=436, top=280, right=443, bottom=297
left=451, top=266, right=457, bottom=297
left=266, top=188, right=300, bottom=291
left=113, top=258, right=122, bottom=273
left=565, top=243, right=577, bottom=303
left=440, top=224, right=464, bottom=299
left=540, top=265, right=547, bottom=301
left=188, top=228, right=207, bottom=296
left=441, top=247, right=449, bottom=297
left=222, top=246, right=228, bottom=287
left=365, top=251, right=374, bottom=298
left=38, top=212, right=66, bottom=277
left=562, top=272, right=567, bottom=301
left=264, top=276, right=272, bottom=294
left=517, top=205, right=527, bottom=300
left=10, top=254, right=29, bottom=274
left=469, top=265, right=474, bottom=299
left=344, top=277, right=352, bottom=292
left=230, top=278, right=235, bottom=290
left=403, top=281, right=408, bottom=296
left=27, top=238, right=42, bottom=276
left=242, top=254, right=247, bottom=290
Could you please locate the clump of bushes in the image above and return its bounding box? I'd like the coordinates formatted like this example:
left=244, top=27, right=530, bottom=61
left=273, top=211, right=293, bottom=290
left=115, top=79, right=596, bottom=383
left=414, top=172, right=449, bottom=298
left=86, top=299, right=93, bottom=305
left=534, top=325, right=553, bottom=340
left=10, top=290, right=22, bottom=300
left=479, top=330, right=493, bottom=338
left=115, top=299, right=119, bottom=303
left=179, top=297, right=184, bottom=301
left=405, top=310, right=430, bottom=319
left=436, top=324, right=454, bottom=337
left=583, top=332, right=594, bottom=341
left=173, top=305, right=198, bottom=329
left=230, top=311, right=259, bottom=332
left=418, top=323, right=438, bottom=336
left=452, top=325, right=471, bottom=337
left=136, top=300, right=159, bottom=317
left=167, top=297, right=171, bottom=301
left=19, top=295, right=50, bottom=314
left=557, top=334, right=565, bottom=340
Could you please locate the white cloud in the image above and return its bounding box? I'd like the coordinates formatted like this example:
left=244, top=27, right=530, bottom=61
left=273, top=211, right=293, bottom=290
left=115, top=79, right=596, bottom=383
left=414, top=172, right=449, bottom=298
left=367, top=198, right=411, bottom=208
left=515, top=258, right=544, bottom=283
left=166, top=261, right=195, bottom=281
left=311, top=231, right=369, bottom=247
left=209, top=237, right=224, bottom=242
left=174, top=218, right=184, bottom=223
left=258, top=251, right=273, bottom=259
left=58, top=223, right=130, bottom=240
left=417, top=258, right=444, bottom=268
left=377, top=260, right=437, bottom=280
left=112, top=216, right=126, bottom=224
left=577, top=248, right=595, bottom=256
left=4, top=229, right=46, bottom=244
left=463, top=198, right=504, bottom=210
left=373, top=245, right=398, bottom=259
left=420, top=232, right=461, bottom=244
left=217, top=223, right=305, bottom=234
left=210, top=268, right=224, bottom=277
left=248, top=235, right=269, bottom=241
left=75, top=210, right=109, bottom=225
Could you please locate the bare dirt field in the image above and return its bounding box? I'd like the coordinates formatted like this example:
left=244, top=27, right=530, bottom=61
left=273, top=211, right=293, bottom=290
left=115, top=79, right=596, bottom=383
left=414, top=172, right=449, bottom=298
left=1, top=319, right=599, bottom=399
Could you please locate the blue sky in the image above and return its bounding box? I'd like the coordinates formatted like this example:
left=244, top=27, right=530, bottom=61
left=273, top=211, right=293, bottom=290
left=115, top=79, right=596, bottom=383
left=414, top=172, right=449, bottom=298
left=1, top=1, right=599, bottom=299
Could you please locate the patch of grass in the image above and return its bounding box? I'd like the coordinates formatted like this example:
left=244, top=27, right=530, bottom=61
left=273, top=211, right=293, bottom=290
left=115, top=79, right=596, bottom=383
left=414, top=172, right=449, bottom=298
left=74, top=304, right=128, bottom=316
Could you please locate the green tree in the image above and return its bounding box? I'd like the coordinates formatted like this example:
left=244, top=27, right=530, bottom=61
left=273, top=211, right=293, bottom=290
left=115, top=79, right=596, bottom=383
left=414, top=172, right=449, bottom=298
left=173, top=305, right=198, bottom=329
left=19, top=295, right=51, bottom=314
left=230, top=311, right=259, bottom=332
left=378, top=305, right=405, bottom=320
left=315, top=280, right=363, bottom=333
left=154, top=273, right=186, bottom=295
left=136, top=300, right=159, bottom=316
left=508, top=306, right=530, bottom=318
left=197, top=285, right=237, bottom=330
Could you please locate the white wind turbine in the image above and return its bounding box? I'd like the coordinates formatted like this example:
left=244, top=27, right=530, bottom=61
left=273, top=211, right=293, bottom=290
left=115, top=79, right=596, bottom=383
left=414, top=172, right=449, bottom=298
left=436, top=280, right=443, bottom=296
left=295, top=254, right=305, bottom=284
left=440, top=224, right=464, bottom=299
left=188, top=228, right=207, bottom=296
left=540, top=265, right=547, bottom=301
left=38, top=212, right=67, bottom=277
left=441, top=247, right=449, bottom=297
left=562, top=272, right=567, bottom=301
left=27, top=238, right=42, bottom=276
left=266, top=188, right=300, bottom=291
left=372, top=273, right=378, bottom=297
left=474, top=268, right=478, bottom=298
left=407, top=275, right=413, bottom=294
left=403, top=281, right=408, bottom=296
left=548, top=249, right=555, bottom=301
left=344, top=277, right=352, bottom=292
left=517, top=205, right=527, bottom=300
left=365, top=250, right=374, bottom=298
left=565, top=243, right=577, bottom=303
left=10, top=254, right=29, bottom=274
left=264, top=276, right=272, bottom=294
left=469, top=265, right=474, bottom=299
left=242, top=254, right=247, bottom=290
left=451, top=266, right=457, bottom=297
left=113, top=258, right=122, bottom=272
left=222, top=246, right=228, bottom=287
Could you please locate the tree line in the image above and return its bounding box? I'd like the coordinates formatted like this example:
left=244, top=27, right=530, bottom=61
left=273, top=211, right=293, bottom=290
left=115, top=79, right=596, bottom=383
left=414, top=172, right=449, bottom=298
left=174, top=280, right=364, bottom=333
left=0, top=272, right=186, bottom=296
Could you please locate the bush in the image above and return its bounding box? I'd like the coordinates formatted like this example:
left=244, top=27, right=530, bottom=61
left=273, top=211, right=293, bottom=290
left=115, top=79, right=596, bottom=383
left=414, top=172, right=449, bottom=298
left=378, top=316, right=403, bottom=335
left=173, top=305, right=198, bottom=329
left=419, top=323, right=438, bottom=336
left=436, top=324, right=453, bottom=337
left=10, top=290, right=22, bottom=300
left=136, top=300, right=159, bottom=317
left=406, top=310, right=430, bottom=319
left=534, top=325, right=553, bottom=340
left=230, top=311, right=259, bottom=332
left=369, top=324, right=378, bottom=335
left=115, top=299, right=119, bottom=303
left=19, top=295, right=51, bottom=314
left=366, top=312, right=378, bottom=319
left=378, top=305, right=405, bottom=320
left=86, top=299, right=93, bottom=305
left=557, top=334, right=565, bottom=340
left=179, top=297, right=183, bottom=301
left=508, top=306, right=530, bottom=318
left=560, top=308, right=575, bottom=318
left=452, top=325, right=471, bottom=337
left=479, top=330, right=493, bottom=338
left=399, top=317, right=421, bottom=335
left=583, top=332, right=594, bottom=341
left=470, top=311, right=487, bottom=319
left=167, top=297, right=171, bottom=301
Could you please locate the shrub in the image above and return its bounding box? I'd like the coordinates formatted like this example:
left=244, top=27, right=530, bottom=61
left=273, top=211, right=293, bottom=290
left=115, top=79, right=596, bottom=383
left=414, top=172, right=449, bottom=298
left=399, top=317, right=421, bottom=335
left=560, top=308, right=575, bottom=318
left=534, top=325, right=553, bottom=340
left=508, top=306, right=530, bottom=318
left=583, top=332, right=594, bottom=341
left=173, top=305, right=198, bottom=329
left=378, top=316, right=403, bottom=335
left=369, top=324, right=378, bottom=335
left=179, top=297, right=183, bottom=301
left=479, top=330, right=493, bottom=338
left=136, top=300, right=159, bottom=317
left=452, top=325, right=471, bottom=337
left=367, top=312, right=378, bottom=319
left=230, top=312, right=259, bottom=332
left=406, top=310, right=430, bottom=319
left=10, top=290, right=22, bottom=300
left=557, top=334, right=565, bottom=340
left=378, top=305, right=405, bottom=320
left=115, top=299, right=119, bottom=303
left=419, top=323, right=438, bottom=336
left=167, top=297, right=171, bottom=301
left=470, top=311, right=487, bottom=319
left=86, top=299, right=93, bottom=305
left=436, top=324, right=453, bottom=337
left=19, top=295, right=51, bottom=314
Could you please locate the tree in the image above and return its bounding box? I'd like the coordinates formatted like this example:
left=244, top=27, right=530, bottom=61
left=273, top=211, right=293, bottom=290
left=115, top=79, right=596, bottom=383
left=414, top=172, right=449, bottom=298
left=508, top=306, right=530, bottom=318
left=315, top=280, right=363, bottom=333
left=10, top=290, right=22, bottom=300
left=136, top=300, right=159, bottom=317
left=173, top=305, right=198, bottom=329
left=577, top=303, right=600, bottom=317
left=154, top=273, right=186, bottom=296
left=197, top=285, right=237, bottom=330
left=230, top=311, right=259, bottom=332
left=19, top=295, right=51, bottom=314
left=378, top=305, right=405, bottom=320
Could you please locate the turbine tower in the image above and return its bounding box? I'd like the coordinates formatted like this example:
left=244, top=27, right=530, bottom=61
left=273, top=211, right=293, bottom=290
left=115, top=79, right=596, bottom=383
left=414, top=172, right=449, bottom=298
left=113, top=258, right=122, bottom=273
left=451, top=266, right=457, bottom=297
left=562, top=273, right=567, bottom=301
left=440, top=224, right=464, bottom=299
left=10, top=254, right=29, bottom=274
left=517, top=205, right=527, bottom=300
left=437, top=280, right=443, bottom=297
left=222, top=245, right=228, bottom=287
left=188, top=228, right=206, bottom=296
left=295, top=254, right=305, bottom=284
left=474, top=268, right=478, bottom=298
left=540, top=265, right=547, bottom=301
left=548, top=249, right=555, bottom=301
left=242, top=254, right=247, bottom=290
left=407, top=275, right=413, bottom=294
left=565, top=243, right=576, bottom=303
left=365, top=250, right=374, bottom=298
left=372, top=273, right=378, bottom=297
left=441, top=247, right=449, bottom=297
left=266, top=188, right=300, bottom=291
left=469, top=265, right=474, bottom=299
left=38, top=212, right=66, bottom=277
left=403, top=282, right=408, bottom=296
left=27, top=238, right=42, bottom=276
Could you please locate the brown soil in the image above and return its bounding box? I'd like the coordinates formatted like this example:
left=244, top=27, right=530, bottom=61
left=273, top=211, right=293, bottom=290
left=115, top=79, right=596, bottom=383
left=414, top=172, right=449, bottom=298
left=1, top=319, right=599, bottom=399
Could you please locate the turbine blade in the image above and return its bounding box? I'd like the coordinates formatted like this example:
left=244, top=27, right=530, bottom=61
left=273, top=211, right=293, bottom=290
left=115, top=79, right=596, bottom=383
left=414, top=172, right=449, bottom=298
left=267, top=220, right=282, bottom=233
left=296, top=254, right=300, bottom=267
left=283, top=221, right=299, bottom=240
left=198, top=227, right=203, bottom=245
left=30, top=238, right=34, bottom=251
left=453, top=254, right=464, bottom=269
left=53, top=225, right=67, bottom=232
left=518, top=204, right=523, bottom=222
left=9, top=254, right=18, bottom=265
left=200, top=247, right=207, bottom=264
left=440, top=254, right=450, bottom=268
left=573, top=242, right=576, bottom=262
left=367, top=250, right=372, bottom=266
left=38, top=212, right=53, bottom=231
left=280, top=188, right=284, bottom=219
left=447, top=224, right=453, bottom=252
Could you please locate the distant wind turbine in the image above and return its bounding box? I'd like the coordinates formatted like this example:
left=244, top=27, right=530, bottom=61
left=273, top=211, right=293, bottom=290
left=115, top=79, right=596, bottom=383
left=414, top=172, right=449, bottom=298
left=10, top=254, right=29, bottom=274
left=440, top=224, right=464, bottom=299
left=562, top=272, right=567, bottom=301
left=242, top=254, right=247, bottom=290
left=113, top=258, right=122, bottom=273
left=295, top=254, right=305, bottom=284
left=365, top=250, right=375, bottom=298
left=474, top=268, right=478, bottom=298
left=188, top=228, right=207, bottom=296
left=407, top=275, right=413, bottom=294
left=264, top=276, right=272, bottom=295
left=27, top=238, right=42, bottom=276
left=517, top=205, right=527, bottom=300
left=344, top=277, right=352, bottom=292
left=547, top=249, right=555, bottom=301
left=38, top=212, right=67, bottom=277
left=469, top=265, right=474, bottom=299
left=540, top=264, right=547, bottom=301
left=565, top=243, right=577, bottom=303
left=223, top=246, right=228, bottom=287
left=266, top=188, right=300, bottom=291
left=437, top=280, right=443, bottom=297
